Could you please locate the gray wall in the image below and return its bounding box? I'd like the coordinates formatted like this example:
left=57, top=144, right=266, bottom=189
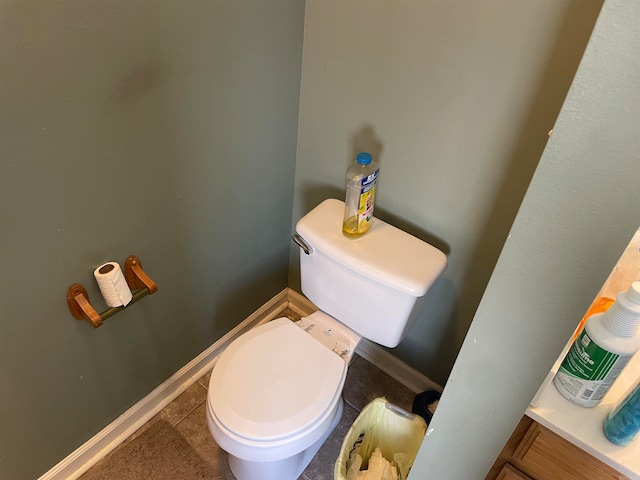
left=414, top=0, right=640, bottom=478
left=0, top=2, right=304, bottom=478
left=291, top=0, right=602, bottom=386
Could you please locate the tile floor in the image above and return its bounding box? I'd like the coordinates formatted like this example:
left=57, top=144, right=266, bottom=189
left=80, top=314, right=417, bottom=480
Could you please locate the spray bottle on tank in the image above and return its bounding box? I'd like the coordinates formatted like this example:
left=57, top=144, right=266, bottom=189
left=554, top=282, right=640, bottom=407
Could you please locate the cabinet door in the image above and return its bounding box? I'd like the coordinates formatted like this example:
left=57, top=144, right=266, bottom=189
left=496, top=464, right=532, bottom=480
left=513, top=422, right=628, bottom=480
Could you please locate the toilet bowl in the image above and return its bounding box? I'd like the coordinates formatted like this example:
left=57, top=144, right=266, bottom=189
left=206, top=199, right=447, bottom=480
left=207, top=314, right=358, bottom=480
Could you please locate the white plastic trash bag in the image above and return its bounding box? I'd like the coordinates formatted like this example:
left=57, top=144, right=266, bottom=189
left=347, top=447, right=399, bottom=480
left=335, top=397, right=427, bottom=480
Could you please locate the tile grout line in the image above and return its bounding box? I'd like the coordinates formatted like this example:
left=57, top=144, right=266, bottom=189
left=174, top=397, right=208, bottom=429
left=344, top=398, right=362, bottom=413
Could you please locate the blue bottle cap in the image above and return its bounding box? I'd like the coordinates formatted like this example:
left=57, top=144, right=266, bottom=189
left=356, top=152, right=372, bottom=165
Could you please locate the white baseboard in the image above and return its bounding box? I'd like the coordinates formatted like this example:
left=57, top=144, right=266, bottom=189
left=39, top=289, right=291, bottom=480
left=40, top=287, right=441, bottom=480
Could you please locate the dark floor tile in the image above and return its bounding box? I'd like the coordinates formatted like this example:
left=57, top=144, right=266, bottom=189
left=343, top=356, right=415, bottom=413
left=79, top=420, right=216, bottom=480
left=301, top=402, right=359, bottom=480
left=160, top=382, right=207, bottom=426
left=175, top=403, right=236, bottom=479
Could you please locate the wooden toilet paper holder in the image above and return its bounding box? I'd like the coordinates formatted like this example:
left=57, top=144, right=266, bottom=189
left=67, top=255, right=158, bottom=328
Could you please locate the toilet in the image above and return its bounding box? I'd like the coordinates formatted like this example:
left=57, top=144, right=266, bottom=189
left=206, top=198, right=447, bottom=480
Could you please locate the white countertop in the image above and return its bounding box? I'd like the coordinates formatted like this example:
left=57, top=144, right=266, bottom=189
left=527, top=349, right=640, bottom=480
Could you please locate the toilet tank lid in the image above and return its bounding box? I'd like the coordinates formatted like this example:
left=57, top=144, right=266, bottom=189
left=295, top=199, right=447, bottom=296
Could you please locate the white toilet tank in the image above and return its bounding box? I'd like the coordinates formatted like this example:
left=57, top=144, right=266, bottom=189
left=294, top=199, right=447, bottom=348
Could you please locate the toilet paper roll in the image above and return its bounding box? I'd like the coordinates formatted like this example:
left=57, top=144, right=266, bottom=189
left=94, top=262, right=133, bottom=308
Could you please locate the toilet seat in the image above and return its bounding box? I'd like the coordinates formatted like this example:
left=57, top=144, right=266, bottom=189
left=208, top=317, right=347, bottom=443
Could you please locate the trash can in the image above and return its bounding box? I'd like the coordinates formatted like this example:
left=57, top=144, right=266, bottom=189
left=334, top=397, right=427, bottom=480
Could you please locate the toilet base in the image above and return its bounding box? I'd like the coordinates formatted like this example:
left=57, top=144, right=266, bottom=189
left=227, top=398, right=344, bottom=480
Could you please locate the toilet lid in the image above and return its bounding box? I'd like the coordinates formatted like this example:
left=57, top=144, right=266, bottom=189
left=209, top=317, right=346, bottom=441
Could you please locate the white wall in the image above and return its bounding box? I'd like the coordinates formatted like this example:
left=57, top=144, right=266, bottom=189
left=292, top=0, right=601, bottom=386
left=413, top=1, right=640, bottom=477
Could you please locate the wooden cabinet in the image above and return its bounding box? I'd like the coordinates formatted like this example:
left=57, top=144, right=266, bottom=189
left=496, top=464, right=532, bottom=480
left=486, top=416, right=630, bottom=480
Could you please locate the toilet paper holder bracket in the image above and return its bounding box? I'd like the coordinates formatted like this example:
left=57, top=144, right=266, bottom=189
left=67, top=255, right=158, bottom=328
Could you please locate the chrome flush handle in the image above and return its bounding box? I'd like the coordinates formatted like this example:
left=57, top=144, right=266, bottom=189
left=292, top=233, right=312, bottom=255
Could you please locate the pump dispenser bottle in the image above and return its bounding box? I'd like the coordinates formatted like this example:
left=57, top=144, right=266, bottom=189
left=554, top=282, right=640, bottom=407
